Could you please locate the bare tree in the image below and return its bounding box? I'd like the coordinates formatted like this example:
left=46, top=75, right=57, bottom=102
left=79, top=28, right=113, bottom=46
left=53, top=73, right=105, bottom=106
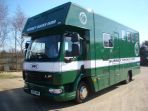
left=0, top=0, right=9, bottom=50
left=11, top=6, right=27, bottom=53
left=11, top=6, right=27, bottom=71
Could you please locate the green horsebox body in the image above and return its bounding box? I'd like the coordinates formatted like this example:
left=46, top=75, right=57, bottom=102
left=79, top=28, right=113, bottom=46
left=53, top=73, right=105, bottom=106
left=22, top=2, right=140, bottom=102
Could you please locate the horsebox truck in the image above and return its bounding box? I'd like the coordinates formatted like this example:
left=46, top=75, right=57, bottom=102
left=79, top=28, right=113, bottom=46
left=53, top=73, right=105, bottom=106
left=22, top=2, right=140, bottom=103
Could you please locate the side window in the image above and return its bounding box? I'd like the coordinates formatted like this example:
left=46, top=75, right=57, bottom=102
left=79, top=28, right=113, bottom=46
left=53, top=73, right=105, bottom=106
left=64, top=32, right=81, bottom=57
left=127, top=32, right=131, bottom=42
left=131, top=33, right=135, bottom=43
left=121, top=30, right=126, bottom=40
left=114, top=32, right=119, bottom=39
left=135, top=33, right=139, bottom=42
left=64, top=37, right=72, bottom=56
left=103, top=33, right=113, bottom=48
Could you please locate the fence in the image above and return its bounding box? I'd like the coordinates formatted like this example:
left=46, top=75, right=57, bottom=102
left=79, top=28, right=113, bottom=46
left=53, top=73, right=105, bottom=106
left=0, top=53, right=24, bottom=71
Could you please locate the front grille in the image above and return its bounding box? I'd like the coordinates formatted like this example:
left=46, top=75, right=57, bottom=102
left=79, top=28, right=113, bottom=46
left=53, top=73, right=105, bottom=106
left=25, top=71, right=53, bottom=85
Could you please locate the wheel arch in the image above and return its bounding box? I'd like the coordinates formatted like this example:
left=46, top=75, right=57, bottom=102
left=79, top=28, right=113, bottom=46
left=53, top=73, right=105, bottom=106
left=73, top=73, right=95, bottom=94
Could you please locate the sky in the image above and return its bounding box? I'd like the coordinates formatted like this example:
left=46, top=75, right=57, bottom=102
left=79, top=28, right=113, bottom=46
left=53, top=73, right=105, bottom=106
left=5, top=0, right=148, bottom=43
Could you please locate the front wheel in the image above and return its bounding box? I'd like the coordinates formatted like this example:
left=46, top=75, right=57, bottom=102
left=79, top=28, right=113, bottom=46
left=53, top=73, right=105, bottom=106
left=75, top=81, right=89, bottom=104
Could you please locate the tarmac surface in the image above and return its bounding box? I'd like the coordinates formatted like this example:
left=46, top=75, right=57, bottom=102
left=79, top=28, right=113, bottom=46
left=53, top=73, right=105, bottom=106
left=0, top=67, right=148, bottom=111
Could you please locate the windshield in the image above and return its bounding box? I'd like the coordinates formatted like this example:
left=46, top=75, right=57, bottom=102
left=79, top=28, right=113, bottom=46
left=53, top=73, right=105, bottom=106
left=26, top=35, right=61, bottom=60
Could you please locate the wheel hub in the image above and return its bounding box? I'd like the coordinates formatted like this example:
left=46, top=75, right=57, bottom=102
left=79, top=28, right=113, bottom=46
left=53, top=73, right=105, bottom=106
left=80, top=86, right=88, bottom=99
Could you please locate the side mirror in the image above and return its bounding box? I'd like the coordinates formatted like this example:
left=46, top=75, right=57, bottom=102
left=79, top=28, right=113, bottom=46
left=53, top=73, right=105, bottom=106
left=71, top=33, right=80, bottom=42
left=25, top=41, right=30, bottom=49
left=24, top=41, right=30, bottom=56
left=72, top=44, right=80, bottom=56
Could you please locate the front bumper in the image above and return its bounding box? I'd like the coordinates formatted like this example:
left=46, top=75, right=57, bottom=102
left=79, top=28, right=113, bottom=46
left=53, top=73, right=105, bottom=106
left=24, top=82, right=76, bottom=102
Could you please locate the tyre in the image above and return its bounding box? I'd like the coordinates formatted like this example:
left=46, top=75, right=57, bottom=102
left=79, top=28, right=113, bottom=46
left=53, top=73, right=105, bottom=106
left=123, top=74, right=130, bottom=84
left=75, top=81, right=89, bottom=104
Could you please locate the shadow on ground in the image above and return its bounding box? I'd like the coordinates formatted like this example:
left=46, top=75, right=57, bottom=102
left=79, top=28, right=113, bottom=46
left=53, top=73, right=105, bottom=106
left=0, top=83, right=122, bottom=111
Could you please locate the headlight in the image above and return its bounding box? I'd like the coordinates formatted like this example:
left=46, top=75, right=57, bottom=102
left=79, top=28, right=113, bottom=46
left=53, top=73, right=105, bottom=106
left=49, top=88, right=62, bottom=94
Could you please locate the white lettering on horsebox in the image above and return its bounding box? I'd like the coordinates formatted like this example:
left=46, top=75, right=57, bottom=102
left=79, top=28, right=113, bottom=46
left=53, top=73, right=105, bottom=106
left=109, top=58, right=136, bottom=65
left=27, top=20, right=57, bottom=32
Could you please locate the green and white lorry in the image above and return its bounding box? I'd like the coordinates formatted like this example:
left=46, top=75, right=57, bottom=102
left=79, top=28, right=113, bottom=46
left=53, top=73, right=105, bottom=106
left=22, top=2, right=140, bottom=103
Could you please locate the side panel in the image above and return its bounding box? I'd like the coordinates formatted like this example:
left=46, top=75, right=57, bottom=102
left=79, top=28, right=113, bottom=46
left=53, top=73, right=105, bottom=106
left=109, top=32, right=120, bottom=85
left=94, top=13, right=140, bottom=92
left=94, top=15, right=110, bottom=90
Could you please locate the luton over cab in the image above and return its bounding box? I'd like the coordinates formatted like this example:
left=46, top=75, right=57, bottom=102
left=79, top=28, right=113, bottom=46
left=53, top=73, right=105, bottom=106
left=22, top=2, right=140, bottom=103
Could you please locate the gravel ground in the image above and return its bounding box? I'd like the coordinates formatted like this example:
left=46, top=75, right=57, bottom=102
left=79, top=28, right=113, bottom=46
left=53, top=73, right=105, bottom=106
left=0, top=67, right=148, bottom=111
left=0, top=72, right=22, bottom=79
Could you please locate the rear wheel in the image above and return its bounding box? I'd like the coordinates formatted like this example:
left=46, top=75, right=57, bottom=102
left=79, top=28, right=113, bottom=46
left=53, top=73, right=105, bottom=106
left=122, top=70, right=133, bottom=84
left=124, top=74, right=130, bottom=84
left=123, top=72, right=132, bottom=84
left=75, top=81, right=89, bottom=104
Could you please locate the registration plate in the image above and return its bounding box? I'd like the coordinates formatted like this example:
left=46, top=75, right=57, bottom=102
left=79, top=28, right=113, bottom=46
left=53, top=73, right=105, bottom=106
left=31, top=90, right=40, bottom=96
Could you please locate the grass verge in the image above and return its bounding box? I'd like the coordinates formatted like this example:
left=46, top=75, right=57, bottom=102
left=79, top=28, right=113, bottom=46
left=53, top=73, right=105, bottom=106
left=0, top=72, right=22, bottom=79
